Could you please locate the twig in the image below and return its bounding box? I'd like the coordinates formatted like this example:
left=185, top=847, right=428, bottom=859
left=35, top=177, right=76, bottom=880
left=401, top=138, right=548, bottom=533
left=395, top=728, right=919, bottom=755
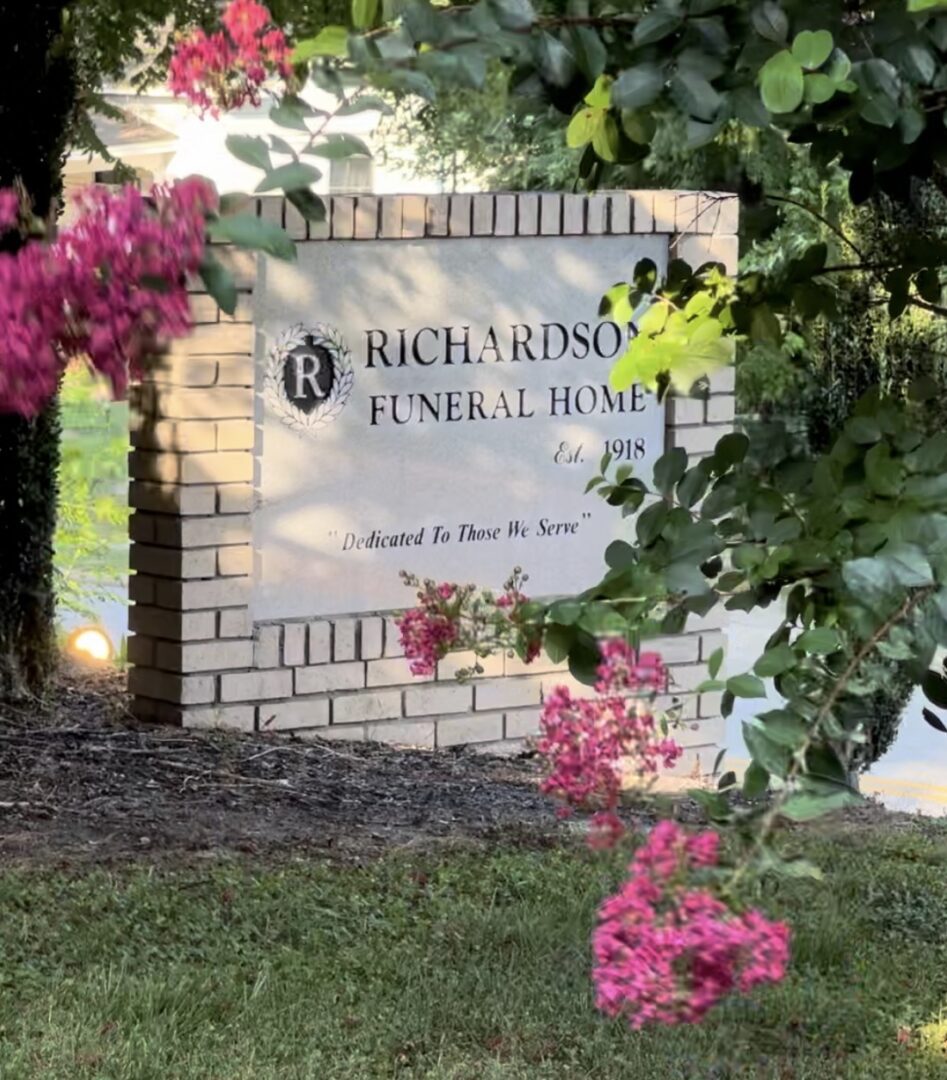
left=768, top=193, right=867, bottom=262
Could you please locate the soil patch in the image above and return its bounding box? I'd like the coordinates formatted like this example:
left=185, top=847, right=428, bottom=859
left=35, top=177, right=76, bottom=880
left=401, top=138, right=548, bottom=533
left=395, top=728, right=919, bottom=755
left=0, top=666, right=562, bottom=865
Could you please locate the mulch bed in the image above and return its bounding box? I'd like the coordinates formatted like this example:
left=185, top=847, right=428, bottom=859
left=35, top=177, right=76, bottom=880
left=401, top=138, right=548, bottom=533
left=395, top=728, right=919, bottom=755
left=0, top=664, right=564, bottom=866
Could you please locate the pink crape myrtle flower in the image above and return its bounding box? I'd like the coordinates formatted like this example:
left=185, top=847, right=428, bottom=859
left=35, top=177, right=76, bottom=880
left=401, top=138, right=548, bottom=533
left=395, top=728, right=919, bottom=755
left=397, top=603, right=459, bottom=676
left=169, top=0, right=292, bottom=116
left=0, top=177, right=216, bottom=417
left=537, top=640, right=680, bottom=846
left=396, top=571, right=541, bottom=677
left=592, top=820, right=790, bottom=1028
left=0, top=189, right=19, bottom=232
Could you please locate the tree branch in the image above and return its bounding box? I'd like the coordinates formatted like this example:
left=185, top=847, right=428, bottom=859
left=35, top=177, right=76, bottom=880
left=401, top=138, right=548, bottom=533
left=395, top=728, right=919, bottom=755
left=767, top=193, right=867, bottom=263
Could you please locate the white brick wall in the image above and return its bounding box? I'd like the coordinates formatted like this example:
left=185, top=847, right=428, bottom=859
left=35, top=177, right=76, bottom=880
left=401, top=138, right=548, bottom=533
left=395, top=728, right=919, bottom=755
left=335, top=690, right=402, bottom=724
left=404, top=683, right=473, bottom=717
left=295, top=662, right=364, bottom=694
left=258, top=698, right=329, bottom=730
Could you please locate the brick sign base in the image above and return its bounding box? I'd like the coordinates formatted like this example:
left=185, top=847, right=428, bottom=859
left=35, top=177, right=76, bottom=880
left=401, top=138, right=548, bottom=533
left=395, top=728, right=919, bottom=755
left=128, top=189, right=738, bottom=773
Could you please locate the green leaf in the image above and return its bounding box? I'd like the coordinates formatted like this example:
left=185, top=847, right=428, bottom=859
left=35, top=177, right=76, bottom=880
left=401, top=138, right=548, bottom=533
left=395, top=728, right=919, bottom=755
left=713, top=432, right=749, bottom=470
left=756, top=709, right=808, bottom=748
left=621, top=108, right=657, bottom=145
left=728, top=673, right=768, bottom=698
left=488, top=0, right=535, bottom=31
left=697, top=678, right=726, bottom=693
left=292, top=26, right=348, bottom=61
left=670, top=69, right=721, bottom=122
left=791, top=29, right=833, bottom=70
left=732, top=84, right=771, bottom=125
left=753, top=644, right=796, bottom=677
left=922, top=669, right=947, bottom=708
left=852, top=59, right=902, bottom=128
left=688, top=788, right=733, bottom=823
left=880, top=543, right=935, bottom=587
left=845, top=415, right=881, bottom=444
left=743, top=759, right=769, bottom=797
left=826, top=49, right=852, bottom=83
left=306, top=134, right=372, bottom=160
left=796, top=626, right=840, bottom=654
left=677, top=466, right=710, bottom=509
left=269, top=95, right=318, bottom=131
left=591, top=114, right=621, bottom=162
left=224, top=134, right=271, bottom=172
left=583, top=74, right=612, bottom=109
left=900, top=42, right=937, bottom=85
left=634, top=10, right=681, bottom=46
left=653, top=447, right=687, bottom=495
left=604, top=540, right=636, bottom=570
left=287, top=189, right=327, bottom=223
left=612, top=64, right=665, bottom=109
left=909, top=0, right=947, bottom=9
left=842, top=557, right=895, bottom=602
left=907, top=427, right=947, bottom=466
left=352, top=0, right=378, bottom=29
left=751, top=1, right=788, bottom=43
left=922, top=707, right=947, bottom=733
left=197, top=254, right=237, bottom=316
left=578, top=603, right=627, bottom=636
left=547, top=600, right=583, bottom=626
left=781, top=790, right=860, bottom=822
left=531, top=32, right=575, bottom=88
left=207, top=214, right=296, bottom=261
left=864, top=442, right=903, bottom=497
left=636, top=500, right=669, bottom=546
left=570, top=27, right=607, bottom=82
left=255, top=162, right=322, bottom=194
left=269, top=135, right=297, bottom=157
left=708, top=646, right=724, bottom=679
left=568, top=639, right=600, bottom=685
left=743, top=721, right=791, bottom=777
left=759, top=50, right=805, bottom=113
left=804, top=72, right=836, bottom=104
left=544, top=624, right=573, bottom=664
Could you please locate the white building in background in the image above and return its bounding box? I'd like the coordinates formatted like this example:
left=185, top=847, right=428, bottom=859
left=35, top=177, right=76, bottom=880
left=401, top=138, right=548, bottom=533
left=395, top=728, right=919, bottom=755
left=63, top=85, right=447, bottom=202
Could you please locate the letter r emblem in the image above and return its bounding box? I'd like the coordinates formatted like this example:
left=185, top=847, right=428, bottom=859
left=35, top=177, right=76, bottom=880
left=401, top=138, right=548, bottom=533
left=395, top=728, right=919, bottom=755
left=292, top=350, right=326, bottom=399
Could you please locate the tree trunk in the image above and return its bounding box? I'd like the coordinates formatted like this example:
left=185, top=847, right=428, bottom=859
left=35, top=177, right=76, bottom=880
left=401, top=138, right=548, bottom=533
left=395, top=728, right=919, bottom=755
left=0, top=1, right=75, bottom=697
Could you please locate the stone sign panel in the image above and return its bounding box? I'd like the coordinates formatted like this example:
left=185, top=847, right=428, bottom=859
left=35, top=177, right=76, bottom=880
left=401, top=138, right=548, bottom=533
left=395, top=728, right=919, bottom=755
left=253, top=234, right=666, bottom=618
left=127, top=190, right=738, bottom=768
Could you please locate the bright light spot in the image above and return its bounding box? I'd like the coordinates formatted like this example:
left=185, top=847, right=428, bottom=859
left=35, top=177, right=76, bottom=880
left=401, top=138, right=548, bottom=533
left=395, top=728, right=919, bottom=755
left=67, top=626, right=114, bottom=664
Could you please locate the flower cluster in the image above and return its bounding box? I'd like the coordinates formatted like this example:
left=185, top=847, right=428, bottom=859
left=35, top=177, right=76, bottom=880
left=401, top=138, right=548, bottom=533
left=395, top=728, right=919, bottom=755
left=0, top=189, right=19, bottom=232
left=592, top=820, right=790, bottom=1028
left=0, top=178, right=215, bottom=417
left=397, top=582, right=462, bottom=676
left=168, top=0, right=292, bottom=116
left=397, top=569, right=541, bottom=678
left=538, top=640, right=679, bottom=847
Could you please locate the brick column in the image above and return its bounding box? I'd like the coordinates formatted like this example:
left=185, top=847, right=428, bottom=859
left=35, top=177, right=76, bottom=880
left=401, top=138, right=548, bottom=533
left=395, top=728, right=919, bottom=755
left=128, top=244, right=258, bottom=730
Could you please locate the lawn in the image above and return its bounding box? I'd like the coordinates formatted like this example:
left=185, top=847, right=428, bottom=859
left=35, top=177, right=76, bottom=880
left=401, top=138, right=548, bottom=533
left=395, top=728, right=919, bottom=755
left=1, top=819, right=947, bottom=1079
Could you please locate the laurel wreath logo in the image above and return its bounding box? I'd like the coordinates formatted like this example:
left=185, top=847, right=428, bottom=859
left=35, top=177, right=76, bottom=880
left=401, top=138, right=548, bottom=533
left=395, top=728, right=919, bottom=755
left=265, top=323, right=354, bottom=435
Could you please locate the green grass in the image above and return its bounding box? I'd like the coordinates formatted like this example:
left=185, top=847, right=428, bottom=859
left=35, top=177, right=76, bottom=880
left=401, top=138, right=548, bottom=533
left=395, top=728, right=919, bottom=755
left=2, top=821, right=947, bottom=1079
